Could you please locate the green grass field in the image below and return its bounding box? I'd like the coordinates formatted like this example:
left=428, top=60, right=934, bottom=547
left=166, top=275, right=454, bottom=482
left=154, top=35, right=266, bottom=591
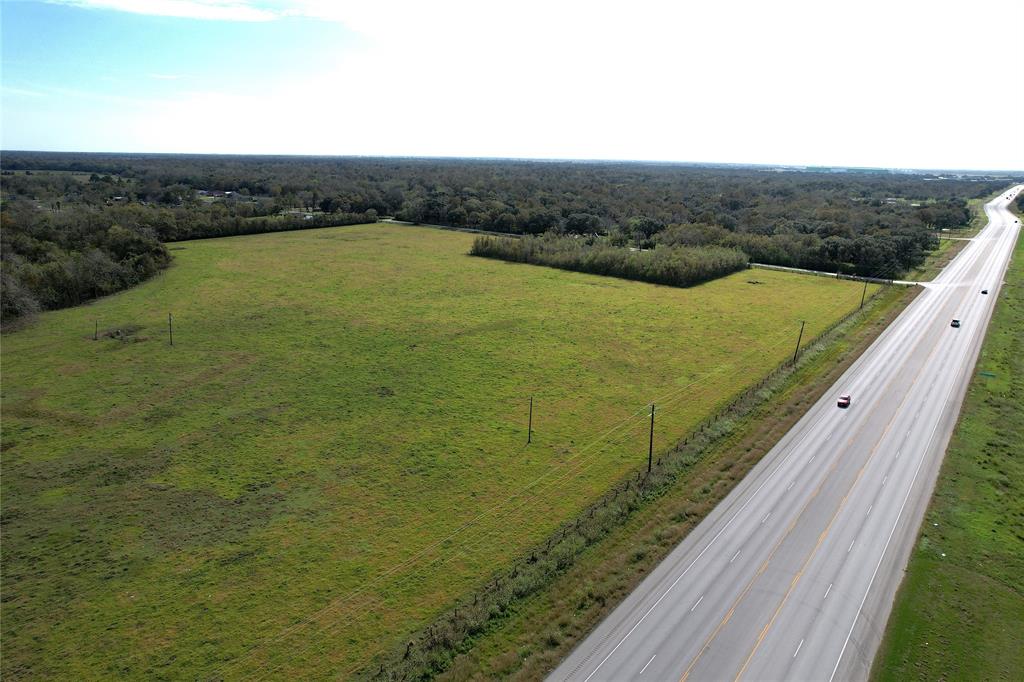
left=1, top=223, right=874, bottom=679
left=872, top=219, right=1023, bottom=680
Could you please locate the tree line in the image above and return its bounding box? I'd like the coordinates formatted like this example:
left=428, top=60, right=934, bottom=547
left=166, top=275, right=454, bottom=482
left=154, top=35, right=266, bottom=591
left=2, top=152, right=1017, bottom=323
left=1, top=202, right=170, bottom=319
left=1, top=178, right=374, bottom=320
left=471, top=234, right=749, bottom=287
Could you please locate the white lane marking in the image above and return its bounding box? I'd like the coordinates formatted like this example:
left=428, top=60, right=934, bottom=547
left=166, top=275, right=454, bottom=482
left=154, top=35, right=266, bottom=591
left=730, top=550, right=741, bottom=564
left=793, top=638, right=804, bottom=658
left=787, top=481, right=795, bottom=491
left=823, top=583, right=832, bottom=600
left=847, top=540, right=855, bottom=553
left=829, top=205, right=1014, bottom=681
left=761, top=513, right=771, bottom=524
left=691, top=595, right=704, bottom=612
left=809, top=454, right=816, bottom=463
left=578, top=404, right=838, bottom=682
left=882, top=475, right=887, bottom=487
left=639, top=655, right=656, bottom=675
left=574, top=232, right=1009, bottom=681
left=867, top=505, right=873, bottom=517
left=825, top=432, right=832, bottom=441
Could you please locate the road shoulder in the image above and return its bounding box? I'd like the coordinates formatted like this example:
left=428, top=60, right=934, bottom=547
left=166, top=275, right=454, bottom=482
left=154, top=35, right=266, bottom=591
left=430, top=285, right=919, bottom=681
left=870, top=202, right=1024, bottom=681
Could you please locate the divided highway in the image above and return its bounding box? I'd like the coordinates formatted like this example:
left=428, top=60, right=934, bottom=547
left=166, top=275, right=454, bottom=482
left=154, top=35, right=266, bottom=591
left=550, top=187, right=1023, bottom=682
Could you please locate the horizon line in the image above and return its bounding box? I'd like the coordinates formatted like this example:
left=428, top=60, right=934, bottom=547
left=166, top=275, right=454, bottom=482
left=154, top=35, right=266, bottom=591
left=2, top=149, right=1022, bottom=176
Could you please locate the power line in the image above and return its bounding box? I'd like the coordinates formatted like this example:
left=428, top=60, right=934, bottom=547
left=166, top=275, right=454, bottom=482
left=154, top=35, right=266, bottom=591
left=219, top=316, right=827, bottom=677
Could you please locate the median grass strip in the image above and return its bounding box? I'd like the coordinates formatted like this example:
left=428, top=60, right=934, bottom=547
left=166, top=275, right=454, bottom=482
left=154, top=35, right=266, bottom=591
left=870, top=204, right=1024, bottom=681
left=1, top=223, right=873, bottom=679
left=409, top=284, right=918, bottom=681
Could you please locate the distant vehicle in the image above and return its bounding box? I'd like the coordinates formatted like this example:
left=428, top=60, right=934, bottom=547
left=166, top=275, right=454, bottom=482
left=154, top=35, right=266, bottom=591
left=837, top=394, right=851, bottom=408
left=951, top=319, right=961, bottom=328
left=982, top=289, right=988, bottom=294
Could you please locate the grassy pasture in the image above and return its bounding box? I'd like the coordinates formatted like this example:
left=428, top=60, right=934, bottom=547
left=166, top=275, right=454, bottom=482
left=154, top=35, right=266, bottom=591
left=1, top=223, right=874, bottom=678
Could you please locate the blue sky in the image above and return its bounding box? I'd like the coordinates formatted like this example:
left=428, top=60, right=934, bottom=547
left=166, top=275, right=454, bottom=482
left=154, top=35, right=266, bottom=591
left=2, top=1, right=362, bottom=151
left=2, top=2, right=355, bottom=95
left=2, top=0, right=1022, bottom=170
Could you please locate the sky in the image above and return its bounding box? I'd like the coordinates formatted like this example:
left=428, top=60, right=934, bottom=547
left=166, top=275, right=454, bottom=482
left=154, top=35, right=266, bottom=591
left=1, top=0, right=1022, bottom=170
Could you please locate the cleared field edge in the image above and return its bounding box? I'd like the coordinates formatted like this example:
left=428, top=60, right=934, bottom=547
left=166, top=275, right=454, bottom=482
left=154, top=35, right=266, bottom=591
left=868, top=195, right=1024, bottom=681
left=1, top=223, right=875, bottom=681
left=366, top=282, right=916, bottom=681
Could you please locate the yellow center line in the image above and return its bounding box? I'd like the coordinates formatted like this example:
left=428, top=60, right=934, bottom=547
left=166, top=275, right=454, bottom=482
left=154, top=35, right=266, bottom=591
left=731, top=238, right=989, bottom=681
left=677, top=266, right=968, bottom=682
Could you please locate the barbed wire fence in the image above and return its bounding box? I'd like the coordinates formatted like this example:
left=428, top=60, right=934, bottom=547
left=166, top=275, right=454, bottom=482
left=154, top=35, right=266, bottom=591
left=362, top=283, right=897, bottom=681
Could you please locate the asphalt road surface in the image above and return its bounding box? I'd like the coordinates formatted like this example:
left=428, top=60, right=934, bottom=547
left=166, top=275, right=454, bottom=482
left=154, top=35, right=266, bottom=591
left=549, top=186, right=1023, bottom=682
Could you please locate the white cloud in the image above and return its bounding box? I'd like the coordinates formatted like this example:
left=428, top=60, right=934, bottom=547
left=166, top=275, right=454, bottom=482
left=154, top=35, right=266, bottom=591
left=14, top=0, right=1024, bottom=168
left=44, top=0, right=278, bottom=22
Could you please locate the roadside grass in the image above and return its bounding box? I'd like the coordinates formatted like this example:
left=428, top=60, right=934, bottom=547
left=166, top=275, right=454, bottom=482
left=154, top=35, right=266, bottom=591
left=0, top=223, right=875, bottom=679
left=434, top=284, right=918, bottom=681
left=967, top=197, right=988, bottom=234
left=906, top=237, right=968, bottom=282
left=870, top=210, right=1023, bottom=680
left=958, top=190, right=1005, bottom=237
left=907, top=192, right=1006, bottom=281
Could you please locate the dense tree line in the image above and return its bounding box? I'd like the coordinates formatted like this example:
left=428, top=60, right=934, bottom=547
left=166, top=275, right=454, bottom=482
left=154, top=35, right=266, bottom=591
left=0, top=172, right=374, bottom=321
left=471, top=234, right=748, bottom=287
left=914, top=199, right=971, bottom=229
left=2, top=153, right=1008, bottom=239
left=1, top=201, right=170, bottom=319
left=1, top=152, right=1016, bottom=322
left=650, top=222, right=929, bottom=277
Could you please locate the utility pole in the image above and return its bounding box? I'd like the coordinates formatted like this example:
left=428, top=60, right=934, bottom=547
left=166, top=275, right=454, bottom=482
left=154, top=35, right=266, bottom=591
left=792, top=320, right=805, bottom=365
left=168, top=312, right=173, bottom=346
left=647, top=404, right=655, bottom=472
left=527, top=396, right=533, bottom=444
left=860, top=279, right=868, bottom=309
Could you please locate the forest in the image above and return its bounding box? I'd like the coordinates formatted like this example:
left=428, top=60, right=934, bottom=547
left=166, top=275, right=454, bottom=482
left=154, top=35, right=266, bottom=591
left=1, top=151, right=1014, bottom=321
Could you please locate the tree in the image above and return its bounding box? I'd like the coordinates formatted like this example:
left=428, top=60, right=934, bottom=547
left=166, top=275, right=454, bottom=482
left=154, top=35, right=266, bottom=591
left=627, top=216, right=664, bottom=239
left=564, top=212, right=602, bottom=234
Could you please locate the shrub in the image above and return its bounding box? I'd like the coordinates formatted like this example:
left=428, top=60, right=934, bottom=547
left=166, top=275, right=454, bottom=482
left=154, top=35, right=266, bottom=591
left=470, top=235, right=748, bottom=288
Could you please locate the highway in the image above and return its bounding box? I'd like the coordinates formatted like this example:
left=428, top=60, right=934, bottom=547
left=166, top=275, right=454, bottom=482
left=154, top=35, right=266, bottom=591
left=549, top=186, right=1023, bottom=682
